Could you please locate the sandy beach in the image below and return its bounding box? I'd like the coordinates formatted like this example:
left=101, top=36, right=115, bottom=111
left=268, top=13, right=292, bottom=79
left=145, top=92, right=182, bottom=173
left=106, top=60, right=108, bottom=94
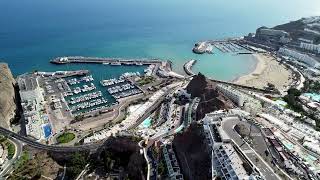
left=234, top=53, right=293, bottom=93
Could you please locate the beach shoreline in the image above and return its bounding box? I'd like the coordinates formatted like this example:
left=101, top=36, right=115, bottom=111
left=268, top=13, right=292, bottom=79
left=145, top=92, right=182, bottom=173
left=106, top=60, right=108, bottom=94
left=231, top=54, right=266, bottom=83
left=232, top=53, right=266, bottom=83
left=233, top=53, right=293, bottom=93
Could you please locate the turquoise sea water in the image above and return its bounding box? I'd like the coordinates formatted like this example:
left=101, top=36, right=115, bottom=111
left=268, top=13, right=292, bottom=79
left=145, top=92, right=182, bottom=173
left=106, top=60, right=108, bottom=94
left=0, top=0, right=320, bottom=80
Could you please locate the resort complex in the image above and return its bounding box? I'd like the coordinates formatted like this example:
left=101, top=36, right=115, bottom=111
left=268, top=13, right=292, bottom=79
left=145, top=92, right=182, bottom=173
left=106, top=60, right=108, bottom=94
left=2, top=15, right=320, bottom=180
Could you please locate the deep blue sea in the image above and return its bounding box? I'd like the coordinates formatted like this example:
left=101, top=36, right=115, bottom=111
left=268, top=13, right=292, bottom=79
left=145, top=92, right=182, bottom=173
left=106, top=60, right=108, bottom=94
left=0, top=0, right=319, bottom=80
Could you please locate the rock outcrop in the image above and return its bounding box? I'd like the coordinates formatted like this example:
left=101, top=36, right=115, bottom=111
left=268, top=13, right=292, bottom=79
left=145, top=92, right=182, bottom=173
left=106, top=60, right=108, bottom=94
left=0, top=63, right=16, bottom=129
left=172, top=124, right=211, bottom=180
left=186, top=73, right=234, bottom=120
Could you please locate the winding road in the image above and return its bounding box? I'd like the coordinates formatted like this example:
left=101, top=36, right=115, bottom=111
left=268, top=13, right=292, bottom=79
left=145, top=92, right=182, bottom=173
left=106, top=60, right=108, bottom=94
left=0, top=138, right=23, bottom=177
left=0, top=127, right=101, bottom=152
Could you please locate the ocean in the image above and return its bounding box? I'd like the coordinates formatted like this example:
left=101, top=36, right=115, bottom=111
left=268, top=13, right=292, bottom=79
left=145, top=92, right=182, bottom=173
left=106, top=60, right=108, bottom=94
left=0, top=0, right=319, bottom=80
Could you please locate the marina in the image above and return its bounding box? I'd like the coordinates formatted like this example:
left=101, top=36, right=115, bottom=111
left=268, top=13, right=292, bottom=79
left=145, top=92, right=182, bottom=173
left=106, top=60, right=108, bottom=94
left=101, top=76, right=143, bottom=100
left=69, top=97, right=108, bottom=113
left=100, top=78, right=126, bottom=87
left=113, top=89, right=142, bottom=99
left=193, top=39, right=255, bottom=55
left=67, top=91, right=103, bottom=105
left=53, top=64, right=147, bottom=116
left=67, top=75, right=94, bottom=85
left=63, top=76, right=111, bottom=115
left=107, top=83, right=136, bottom=94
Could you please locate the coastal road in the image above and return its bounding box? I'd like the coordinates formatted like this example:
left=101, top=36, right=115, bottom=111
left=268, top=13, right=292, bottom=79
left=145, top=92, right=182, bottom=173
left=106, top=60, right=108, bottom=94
left=221, top=117, right=280, bottom=180
left=0, top=137, right=23, bottom=177
left=0, top=127, right=101, bottom=152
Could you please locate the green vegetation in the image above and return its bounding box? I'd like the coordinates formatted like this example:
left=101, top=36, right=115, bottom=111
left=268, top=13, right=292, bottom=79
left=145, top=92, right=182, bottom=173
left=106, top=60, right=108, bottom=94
left=284, top=88, right=320, bottom=131
left=5, top=141, right=15, bottom=159
left=10, top=151, right=32, bottom=179
left=71, top=114, right=85, bottom=123
left=10, top=151, right=63, bottom=179
left=67, top=152, right=88, bottom=178
left=56, top=132, right=75, bottom=144
left=0, top=135, right=7, bottom=142
left=137, top=76, right=155, bottom=86
left=0, top=136, right=15, bottom=159
left=283, top=88, right=303, bottom=113
left=303, top=80, right=320, bottom=93
left=14, top=151, right=30, bottom=170
left=131, top=136, right=143, bottom=143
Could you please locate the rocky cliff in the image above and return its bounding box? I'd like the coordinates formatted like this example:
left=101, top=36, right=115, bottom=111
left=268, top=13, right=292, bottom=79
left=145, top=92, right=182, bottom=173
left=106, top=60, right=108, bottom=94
left=186, top=73, right=234, bottom=120
left=172, top=124, right=211, bottom=180
left=0, top=63, right=16, bottom=129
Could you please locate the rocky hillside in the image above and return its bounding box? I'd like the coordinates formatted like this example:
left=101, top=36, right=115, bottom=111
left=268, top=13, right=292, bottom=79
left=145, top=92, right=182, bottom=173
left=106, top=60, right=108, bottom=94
left=172, top=124, right=211, bottom=180
left=186, top=73, right=234, bottom=120
left=273, top=16, right=320, bottom=44
left=0, top=63, right=16, bottom=129
left=87, top=136, right=147, bottom=180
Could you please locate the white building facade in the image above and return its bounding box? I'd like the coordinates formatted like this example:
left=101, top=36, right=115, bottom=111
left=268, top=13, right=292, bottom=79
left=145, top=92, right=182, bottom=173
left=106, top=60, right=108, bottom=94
left=300, top=42, right=320, bottom=54
left=278, top=47, right=319, bottom=68
left=216, top=85, right=244, bottom=107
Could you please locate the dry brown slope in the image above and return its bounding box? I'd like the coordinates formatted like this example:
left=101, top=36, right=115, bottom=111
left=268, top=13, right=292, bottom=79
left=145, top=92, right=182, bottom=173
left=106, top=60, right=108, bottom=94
left=0, top=63, right=16, bottom=129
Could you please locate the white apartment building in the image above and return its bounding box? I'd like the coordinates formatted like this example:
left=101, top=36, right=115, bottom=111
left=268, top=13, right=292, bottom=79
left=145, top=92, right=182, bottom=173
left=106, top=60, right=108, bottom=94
left=162, top=144, right=184, bottom=180
left=203, top=119, right=251, bottom=179
left=216, top=85, right=244, bottom=107
left=213, top=144, right=250, bottom=180
left=0, top=144, right=6, bottom=165
left=217, top=85, right=262, bottom=115
left=300, top=42, right=320, bottom=54
left=278, top=47, right=319, bottom=68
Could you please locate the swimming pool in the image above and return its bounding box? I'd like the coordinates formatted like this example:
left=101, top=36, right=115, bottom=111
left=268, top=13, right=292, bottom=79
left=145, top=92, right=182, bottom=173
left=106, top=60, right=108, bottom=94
left=140, top=117, right=152, bottom=128
left=306, top=154, right=317, bottom=162
left=283, top=142, right=294, bottom=151
left=303, top=93, right=320, bottom=102
left=274, top=100, right=287, bottom=107
left=174, top=124, right=185, bottom=133
left=43, top=124, right=52, bottom=138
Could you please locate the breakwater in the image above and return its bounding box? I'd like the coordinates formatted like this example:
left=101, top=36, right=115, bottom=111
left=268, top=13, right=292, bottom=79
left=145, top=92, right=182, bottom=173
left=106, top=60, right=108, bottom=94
left=183, top=59, right=197, bottom=76
left=50, top=56, right=165, bottom=65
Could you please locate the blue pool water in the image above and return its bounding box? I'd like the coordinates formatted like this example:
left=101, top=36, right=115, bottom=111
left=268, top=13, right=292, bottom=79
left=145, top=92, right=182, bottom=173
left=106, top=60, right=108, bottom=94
left=284, top=142, right=294, bottom=151
left=43, top=124, right=52, bottom=138
left=140, top=117, right=152, bottom=128
left=174, top=124, right=185, bottom=133
left=1, top=0, right=319, bottom=80
left=274, top=100, right=288, bottom=107
left=303, top=93, right=320, bottom=102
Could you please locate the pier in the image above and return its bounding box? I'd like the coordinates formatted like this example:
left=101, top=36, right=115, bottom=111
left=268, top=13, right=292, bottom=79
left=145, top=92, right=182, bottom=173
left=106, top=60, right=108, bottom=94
left=50, top=56, right=165, bottom=65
